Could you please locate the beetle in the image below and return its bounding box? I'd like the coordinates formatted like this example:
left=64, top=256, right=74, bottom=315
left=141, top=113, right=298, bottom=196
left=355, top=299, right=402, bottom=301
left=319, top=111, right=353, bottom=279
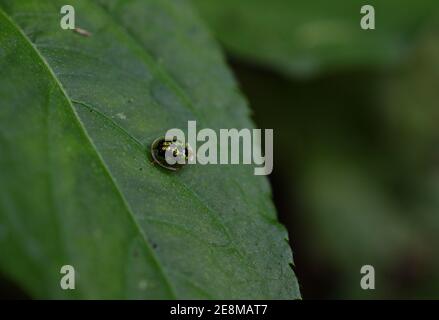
left=150, top=137, right=193, bottom=171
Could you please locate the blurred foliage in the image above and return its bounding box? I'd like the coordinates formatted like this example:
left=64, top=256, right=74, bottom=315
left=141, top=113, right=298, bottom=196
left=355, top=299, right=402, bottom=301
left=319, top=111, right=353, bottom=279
left=194, top=0, right=439, bottom=298
left=194, top=0, right=439, bottom=77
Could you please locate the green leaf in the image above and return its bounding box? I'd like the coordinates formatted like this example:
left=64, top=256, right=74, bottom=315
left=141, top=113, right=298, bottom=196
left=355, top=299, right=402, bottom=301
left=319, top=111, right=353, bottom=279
left=0, top=0, right=299, bottom=299
left=193, top=0, right=439, bottom=77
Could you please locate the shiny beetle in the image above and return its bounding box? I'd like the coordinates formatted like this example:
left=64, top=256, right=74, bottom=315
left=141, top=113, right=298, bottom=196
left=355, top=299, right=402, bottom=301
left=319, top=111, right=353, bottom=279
left=150, top=137, right=193, bottom=171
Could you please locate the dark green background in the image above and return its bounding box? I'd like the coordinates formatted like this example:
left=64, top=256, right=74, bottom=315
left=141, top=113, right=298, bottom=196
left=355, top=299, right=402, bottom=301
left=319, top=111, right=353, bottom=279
left=194, top=0, right=439, bottom=298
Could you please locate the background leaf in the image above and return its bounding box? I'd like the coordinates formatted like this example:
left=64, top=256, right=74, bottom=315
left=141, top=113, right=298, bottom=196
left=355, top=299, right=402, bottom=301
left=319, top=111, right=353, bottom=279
left=230, top=25, right=439, bottom=299
left=0, top=0, right=299, bottom=299
left=193, top=0, right=439, bottom=77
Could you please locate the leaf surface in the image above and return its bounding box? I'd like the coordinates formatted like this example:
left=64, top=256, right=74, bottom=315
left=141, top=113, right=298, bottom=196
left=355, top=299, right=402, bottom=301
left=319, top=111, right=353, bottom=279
left=0, top=0, right=299, bottom=299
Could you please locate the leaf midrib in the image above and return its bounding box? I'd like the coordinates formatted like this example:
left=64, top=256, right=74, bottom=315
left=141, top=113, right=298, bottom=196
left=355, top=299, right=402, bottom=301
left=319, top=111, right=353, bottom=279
left=0, top=7, right=178, bottom=299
